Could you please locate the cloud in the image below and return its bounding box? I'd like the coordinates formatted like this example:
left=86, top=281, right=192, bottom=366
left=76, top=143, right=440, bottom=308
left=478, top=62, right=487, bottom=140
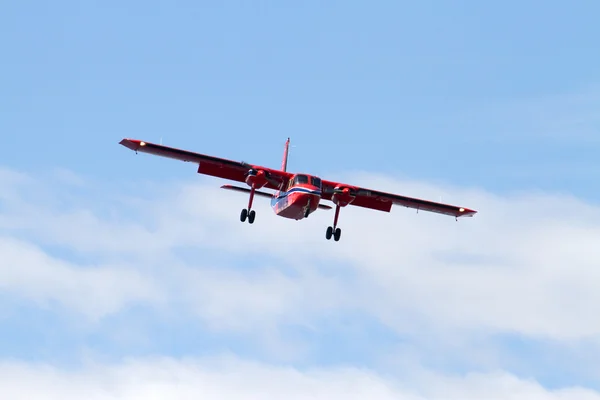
left=0, top=236, right=164, bottom=320
left=1, top=166, right=600, bottom=393
left=151, top=172, right=600, bottom=340
left=177, top=265, right=347, bottom=331
left=0, top=355, right=598, bottom=400
left=2, top=167, right=600, bottom=339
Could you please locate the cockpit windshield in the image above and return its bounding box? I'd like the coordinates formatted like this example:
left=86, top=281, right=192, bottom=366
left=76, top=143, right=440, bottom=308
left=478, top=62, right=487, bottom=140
left=293, top=174, right=309, bottom=185
left=291, top=174, right=321, bottom=188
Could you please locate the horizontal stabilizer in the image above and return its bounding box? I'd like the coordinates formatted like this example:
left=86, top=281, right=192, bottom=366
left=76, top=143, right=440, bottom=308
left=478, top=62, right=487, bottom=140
left=221, top=185, right=273, bottom=198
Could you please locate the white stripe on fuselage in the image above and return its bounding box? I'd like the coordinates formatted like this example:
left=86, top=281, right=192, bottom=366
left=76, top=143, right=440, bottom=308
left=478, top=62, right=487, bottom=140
left=275, top=187, right=321, bottom=199
left=271, top=186, right=321, bottom=208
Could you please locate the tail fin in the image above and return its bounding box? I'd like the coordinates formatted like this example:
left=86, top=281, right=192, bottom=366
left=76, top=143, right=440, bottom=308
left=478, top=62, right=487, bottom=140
left=281, top=137, right=290, bottom=171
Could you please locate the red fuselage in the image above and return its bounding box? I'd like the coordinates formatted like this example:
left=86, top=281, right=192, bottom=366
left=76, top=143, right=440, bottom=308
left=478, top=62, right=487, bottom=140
left=270, top=174, right=322, bottom=220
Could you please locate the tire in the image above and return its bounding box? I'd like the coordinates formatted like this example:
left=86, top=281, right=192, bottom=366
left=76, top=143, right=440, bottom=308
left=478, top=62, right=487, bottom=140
left=326, top=226, right=333, bottom=240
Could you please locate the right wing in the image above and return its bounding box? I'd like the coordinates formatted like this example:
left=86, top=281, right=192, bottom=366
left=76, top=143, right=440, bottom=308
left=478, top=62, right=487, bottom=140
left=120, top=139, right=293, bottom=190
left=320, top=178, right=477, bottom=218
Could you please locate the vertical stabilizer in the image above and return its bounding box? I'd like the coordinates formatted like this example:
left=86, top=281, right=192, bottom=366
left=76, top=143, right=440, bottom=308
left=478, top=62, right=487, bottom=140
left=281, top=138, right=290, bottom=171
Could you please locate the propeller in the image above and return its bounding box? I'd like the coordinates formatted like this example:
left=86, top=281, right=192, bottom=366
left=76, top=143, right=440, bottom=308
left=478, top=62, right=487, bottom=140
left=241, top=163, right=281, bottom=187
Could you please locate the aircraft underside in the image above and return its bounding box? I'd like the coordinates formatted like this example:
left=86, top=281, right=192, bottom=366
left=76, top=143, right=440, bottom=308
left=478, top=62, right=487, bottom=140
left=237, top=188, right=343, bottom=242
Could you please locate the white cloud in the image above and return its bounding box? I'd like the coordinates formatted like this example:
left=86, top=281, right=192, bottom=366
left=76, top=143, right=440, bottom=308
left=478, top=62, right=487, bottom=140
left=0, top=356, right=597, bottom=400
left=0, top=236, right=164, bottom=320
left=177, top=265, right=347, bottom=331
left=2, top=167, right=600, bottom=340
left=143, top=173, right=600, bottom=340
left=1, top=165, right=600, bottom=391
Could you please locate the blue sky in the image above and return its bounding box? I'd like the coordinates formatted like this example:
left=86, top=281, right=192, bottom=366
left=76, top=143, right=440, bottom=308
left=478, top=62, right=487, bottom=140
left=1, top=1, right=600, bottom=398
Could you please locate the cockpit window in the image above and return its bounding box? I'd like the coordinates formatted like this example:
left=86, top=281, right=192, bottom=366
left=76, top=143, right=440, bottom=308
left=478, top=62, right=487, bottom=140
left=291, top=174, right=321, bottom=188
left=293, top=174, right=309, bottom=185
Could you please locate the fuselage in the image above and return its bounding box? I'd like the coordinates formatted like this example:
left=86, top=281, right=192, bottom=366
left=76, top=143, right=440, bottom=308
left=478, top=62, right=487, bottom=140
left=271, top=173, right=322, bottom=220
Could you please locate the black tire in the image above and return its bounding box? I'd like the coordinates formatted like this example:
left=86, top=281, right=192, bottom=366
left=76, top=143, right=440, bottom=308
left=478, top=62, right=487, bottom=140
left=240, top=208, right=247, bottom=222
left=326, top=226, right=333, bottom=240
left=248, top=210, right=256, bottom=224
left=334, top=227, right=341, bottom=241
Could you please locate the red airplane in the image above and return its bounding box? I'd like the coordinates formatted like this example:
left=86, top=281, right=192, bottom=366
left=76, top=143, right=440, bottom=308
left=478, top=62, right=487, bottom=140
left=120, top=138, right=477, bottom=241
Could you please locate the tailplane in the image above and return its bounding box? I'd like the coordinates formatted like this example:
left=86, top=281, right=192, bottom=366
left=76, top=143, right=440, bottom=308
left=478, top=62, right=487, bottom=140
left=281, top=138, right=290, bottom=171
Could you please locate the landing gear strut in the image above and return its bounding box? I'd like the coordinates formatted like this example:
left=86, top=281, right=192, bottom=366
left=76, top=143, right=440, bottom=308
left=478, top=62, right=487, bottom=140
left=240, top=184, right=256, bottom=224
left=325, top=204, right=342, bottom=241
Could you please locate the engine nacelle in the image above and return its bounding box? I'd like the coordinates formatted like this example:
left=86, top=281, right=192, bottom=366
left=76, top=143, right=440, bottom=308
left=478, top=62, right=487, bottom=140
left=331, top=186, right=356, bottom=207
left=245, top=169, right=269, bottom=189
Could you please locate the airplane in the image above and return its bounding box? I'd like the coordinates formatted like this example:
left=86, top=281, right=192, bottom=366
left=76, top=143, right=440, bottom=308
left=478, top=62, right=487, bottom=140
left=119, top=138, right=477, bottom=241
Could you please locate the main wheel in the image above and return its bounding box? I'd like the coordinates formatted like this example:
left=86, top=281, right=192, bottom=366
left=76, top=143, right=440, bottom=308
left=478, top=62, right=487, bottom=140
left=333, top=227, right=341, bottom=241
left=240, top=208, right=248, bottom=222
left=248, top=210, right=256, bottom=224
left=326, top=226, right=333, bottom=240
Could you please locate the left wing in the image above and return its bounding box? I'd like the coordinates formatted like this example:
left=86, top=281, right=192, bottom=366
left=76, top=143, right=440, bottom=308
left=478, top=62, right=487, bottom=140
left=119, top=139, right=292, bottom=190
left=320, top=179, right=476, bottom=218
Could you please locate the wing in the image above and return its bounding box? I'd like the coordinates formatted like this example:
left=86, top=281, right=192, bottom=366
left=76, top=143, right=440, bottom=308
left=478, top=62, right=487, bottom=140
left=320, top=179, right=476, bottom=218
left=119, top=139, right=292, bottom=190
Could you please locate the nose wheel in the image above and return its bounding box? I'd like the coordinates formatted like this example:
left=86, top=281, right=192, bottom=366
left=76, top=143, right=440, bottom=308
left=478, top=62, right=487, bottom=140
left=240, top=208, right=256, bottom=224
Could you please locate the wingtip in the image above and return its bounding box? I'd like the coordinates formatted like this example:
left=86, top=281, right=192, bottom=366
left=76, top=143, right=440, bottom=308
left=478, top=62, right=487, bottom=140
left=458, top=208, right=477, bottom=217
left=119, top=138, right=143, bottom=151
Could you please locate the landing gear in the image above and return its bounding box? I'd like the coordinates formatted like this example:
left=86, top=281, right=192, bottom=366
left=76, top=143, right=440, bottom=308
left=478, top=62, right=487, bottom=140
left=240, top=184, right=257, bottom=224
left=325, top=204, right=342, bottom=241
left=240, top=208, right=256, bottom=223
left=325, top=226, right=341, bottom=241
